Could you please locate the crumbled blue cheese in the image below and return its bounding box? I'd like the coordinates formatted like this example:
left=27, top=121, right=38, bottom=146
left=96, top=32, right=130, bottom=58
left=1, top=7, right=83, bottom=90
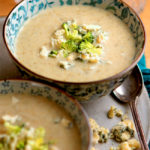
left=107, top=106, right=123, bottom=119
left=91, top=147, right=96, bottom=150
left=89, top=118, right=110, bottom=144
left=12, top=96, right=19, bottom=104
left=54, top=29, right=65, bottom=38
left=110, top=139, right=140, bottom=150
left=2, top=115, right=21, bottom=124
left=110, top=120, right=135, bottom=142
left=50, top=145, right=60, bottom=150
left=107, top=106, right=117, bottom=119
left=82, top=24, right=101, bottom=31
left=59, top=61, right=74, bottom=70
left=77, top=53, right=101, bottom=64
left=39, top=46, right=50, bottom=58
left=121, top=114, right=129, bottom=121
left=61, top=118, right=73, bottom=129
left=53, top=29, right=66, bottom=46
left=98, top=127, right=110, bottom=143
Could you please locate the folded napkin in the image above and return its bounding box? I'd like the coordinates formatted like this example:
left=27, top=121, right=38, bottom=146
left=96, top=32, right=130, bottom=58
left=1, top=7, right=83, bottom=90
left=138, top=55, right=150, bottom=149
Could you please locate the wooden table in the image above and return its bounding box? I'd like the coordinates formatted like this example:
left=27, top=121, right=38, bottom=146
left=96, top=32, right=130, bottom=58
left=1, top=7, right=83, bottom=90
left=0, top=0, right=149, bottom=68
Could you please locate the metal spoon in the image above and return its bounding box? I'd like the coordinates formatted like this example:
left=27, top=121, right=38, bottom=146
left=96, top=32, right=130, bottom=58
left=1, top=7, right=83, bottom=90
left=113, top=65, right=149, bottom=150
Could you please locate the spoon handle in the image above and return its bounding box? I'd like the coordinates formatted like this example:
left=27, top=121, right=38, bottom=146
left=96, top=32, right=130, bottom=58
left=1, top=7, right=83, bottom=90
left=129, top=98, right=149, bottom=150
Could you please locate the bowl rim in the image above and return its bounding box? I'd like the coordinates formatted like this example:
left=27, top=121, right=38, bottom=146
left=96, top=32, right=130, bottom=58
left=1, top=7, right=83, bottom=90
left=3, top=0, right=146, bottom=85
left=0, top=78, right=92, bottom=150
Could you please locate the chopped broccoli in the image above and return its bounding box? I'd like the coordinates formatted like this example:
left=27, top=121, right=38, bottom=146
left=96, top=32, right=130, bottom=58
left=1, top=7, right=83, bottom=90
left=4, top=122, right=22, bottom=135
left=62, top=23, right=69, bottom=33
left=83, top=32, right=94, bottom=43
left=16, top=141, right=25, bottom=150
left=61, top=40, right=78, bottom=56
left=67, top=30, right=82, bottom=41
left=79, top=41, right=102, bottom=55
left=62, top=22, right=81, bottom=41
left=49, top=50, right=58, bottom=57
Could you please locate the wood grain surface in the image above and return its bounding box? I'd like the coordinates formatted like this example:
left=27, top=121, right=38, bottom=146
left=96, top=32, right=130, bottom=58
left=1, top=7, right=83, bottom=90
left=0, top=0, right=149, bottom=68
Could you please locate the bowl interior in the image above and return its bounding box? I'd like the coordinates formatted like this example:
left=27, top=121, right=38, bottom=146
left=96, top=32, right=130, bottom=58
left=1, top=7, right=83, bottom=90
left=0, top=80, right=91, bottom=150
left=4, top=0, right=145, bottom=64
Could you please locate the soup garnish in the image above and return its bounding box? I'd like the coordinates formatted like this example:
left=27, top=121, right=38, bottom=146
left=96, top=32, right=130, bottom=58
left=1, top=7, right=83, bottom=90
left=39, top=20, right=109, bottom=69
left=0, top=115, right=57, bottom=150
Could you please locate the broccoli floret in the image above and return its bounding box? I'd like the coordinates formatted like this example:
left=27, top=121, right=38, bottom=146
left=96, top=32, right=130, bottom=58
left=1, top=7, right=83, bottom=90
left=79, top=41, right=101, bottom=55
left=61, top=40, right=78, bottom=57
left=83, top=32, right=94, bottom=43
left=62, top=22, right=81, bottom=41
left=48, top=50, right=58, bottom=57
left=62, top=23, right=69, bottom=33
left=67, top=30, right=82, bottom=41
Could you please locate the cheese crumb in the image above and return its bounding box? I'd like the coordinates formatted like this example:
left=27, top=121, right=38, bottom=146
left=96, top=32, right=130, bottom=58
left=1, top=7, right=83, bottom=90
left=12, top=96, right=19, bottom=104
left=82, top=24, right=101, bottom=31
left=50, top=146, right=60, bottom=150
left=107, top=106, right=116, bottom=119
left=107, top=106, right=123, bottom=119
left=110, top=120, right=135, bottom=142
left=110, top=139, right=140, bottom=150
left=61, top=118, right=73, bottom=129
left=59, top=61, right=74, bottom=70
left=91, top=147, right=96, bottom=150
left=39, top=46, right=50, bottom=58
left=89, top=118, right=109, bottom=144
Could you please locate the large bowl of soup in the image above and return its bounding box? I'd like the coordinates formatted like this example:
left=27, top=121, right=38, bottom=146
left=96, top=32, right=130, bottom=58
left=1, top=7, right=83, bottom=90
left=0, top=79, right=91, bottom=150
left=3, top=0, right=145, bottom=101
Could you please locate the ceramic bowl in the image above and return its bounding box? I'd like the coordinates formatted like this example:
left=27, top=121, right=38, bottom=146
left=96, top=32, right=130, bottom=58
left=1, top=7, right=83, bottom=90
left=0, top=79, right=91, bottom=150
left=3, top=0, right=145, bottom=101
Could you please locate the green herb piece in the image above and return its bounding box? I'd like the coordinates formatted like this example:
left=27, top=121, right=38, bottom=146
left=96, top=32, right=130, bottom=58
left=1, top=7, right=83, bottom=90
left=79, top=41, right=101, bottom=55
left=49, top=50, right=58, bottom=57
left=83, top=32, right=94, bottom=43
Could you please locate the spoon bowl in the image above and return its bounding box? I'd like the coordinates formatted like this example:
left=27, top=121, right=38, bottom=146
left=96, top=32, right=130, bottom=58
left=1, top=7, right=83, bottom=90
left=113, top=66, right=143, bottom=102
left=113, top=65, right=149, bottom=150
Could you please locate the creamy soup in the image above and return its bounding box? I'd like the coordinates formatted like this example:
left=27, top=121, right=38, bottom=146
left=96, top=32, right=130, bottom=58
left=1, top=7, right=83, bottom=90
left=0, top=94, right=81, bottom=150
left=16, top=5, right=136, bottom=82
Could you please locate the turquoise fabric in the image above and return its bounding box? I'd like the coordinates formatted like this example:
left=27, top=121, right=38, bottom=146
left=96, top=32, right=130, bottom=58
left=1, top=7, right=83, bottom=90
left=138, top=55, right=150, bottom=148
left=138, top=55, right=150, bottom=97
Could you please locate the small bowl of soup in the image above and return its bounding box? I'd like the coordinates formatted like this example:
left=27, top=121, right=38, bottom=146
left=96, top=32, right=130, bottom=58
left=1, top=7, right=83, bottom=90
left=0, top=79, right=91, bottom=150
left=3, top=0, right=145, bottom=101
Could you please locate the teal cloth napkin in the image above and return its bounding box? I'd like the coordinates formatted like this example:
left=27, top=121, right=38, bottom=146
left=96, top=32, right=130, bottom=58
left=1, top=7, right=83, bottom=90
left=138, top=55, right=150, bottom=148
left=138, top=55, right=150, bottom=97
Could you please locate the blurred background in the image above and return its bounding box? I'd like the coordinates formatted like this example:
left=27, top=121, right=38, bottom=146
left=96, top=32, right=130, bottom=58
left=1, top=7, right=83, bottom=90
left=0, top=0, right=149, bottom=68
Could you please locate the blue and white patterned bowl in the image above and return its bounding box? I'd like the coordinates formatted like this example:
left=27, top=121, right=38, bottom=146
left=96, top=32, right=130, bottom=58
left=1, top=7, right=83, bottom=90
left=3, top=0, right=145, bottom=101
left=0, top=79, right=91, bottom=150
